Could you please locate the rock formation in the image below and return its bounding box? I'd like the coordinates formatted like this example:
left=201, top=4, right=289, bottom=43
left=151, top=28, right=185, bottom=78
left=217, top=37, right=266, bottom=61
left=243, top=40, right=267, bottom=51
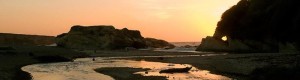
left=197, top=0, right=300, bottom=53
left=196, top=36, right=229, bottom=52
left=55, top=25, right=147, bottom=50
left=0, top=33, right=55, bottom=46
left=144, top=38, right=175, bottom=49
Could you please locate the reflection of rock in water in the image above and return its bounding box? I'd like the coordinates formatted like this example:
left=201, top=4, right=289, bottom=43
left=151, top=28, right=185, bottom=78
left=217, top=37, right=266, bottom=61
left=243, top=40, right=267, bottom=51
left=159, top=67, right=192, bottom=73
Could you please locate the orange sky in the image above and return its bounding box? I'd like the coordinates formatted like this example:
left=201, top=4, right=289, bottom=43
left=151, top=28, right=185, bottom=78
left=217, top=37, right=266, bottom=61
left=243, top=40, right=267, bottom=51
left=0, top=0, right=239, bottom=42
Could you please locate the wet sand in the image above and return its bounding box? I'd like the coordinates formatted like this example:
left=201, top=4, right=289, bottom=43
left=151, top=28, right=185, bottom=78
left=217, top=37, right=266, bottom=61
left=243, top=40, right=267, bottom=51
left=17, top=49, right=300, bottom=80
left=90, top=50, right=300, bottom=80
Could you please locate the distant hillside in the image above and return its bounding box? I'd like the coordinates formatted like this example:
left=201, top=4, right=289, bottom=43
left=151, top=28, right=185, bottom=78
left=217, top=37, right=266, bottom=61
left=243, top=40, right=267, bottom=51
left=0, top=33, right=55, bottom=46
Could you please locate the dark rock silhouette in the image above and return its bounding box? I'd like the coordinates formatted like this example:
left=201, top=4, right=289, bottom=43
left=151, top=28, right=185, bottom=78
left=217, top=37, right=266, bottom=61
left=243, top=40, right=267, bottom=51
left=145, top=38, right=175, bottom=49
left=56, top=25, right=175, bottom=50
left=197, top=0, right=300, bottom=53
left=196, top=36, right=230, bottom=52
left=56, top=25, right=147, bottom=50
left=56, top=25, right=174, bottom=50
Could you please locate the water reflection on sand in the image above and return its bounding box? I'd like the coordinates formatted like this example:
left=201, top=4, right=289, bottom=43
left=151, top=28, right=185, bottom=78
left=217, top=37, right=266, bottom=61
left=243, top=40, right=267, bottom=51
left=22, top=55, right=230, bottom=80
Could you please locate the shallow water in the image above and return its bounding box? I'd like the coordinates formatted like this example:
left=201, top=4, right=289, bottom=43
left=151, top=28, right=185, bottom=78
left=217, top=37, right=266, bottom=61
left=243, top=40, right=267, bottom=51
left=22, top=56, right=230, bottom=80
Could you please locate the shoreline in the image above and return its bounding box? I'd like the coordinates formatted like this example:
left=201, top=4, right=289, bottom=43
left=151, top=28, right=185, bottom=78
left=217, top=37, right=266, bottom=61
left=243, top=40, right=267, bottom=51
left=89, top=50, right=300, bottom=80
left=138, top=53, right=299, bottom=79
left=9, top=48, right=300, bottom=80
left=0, top=46, right=87, bottom=80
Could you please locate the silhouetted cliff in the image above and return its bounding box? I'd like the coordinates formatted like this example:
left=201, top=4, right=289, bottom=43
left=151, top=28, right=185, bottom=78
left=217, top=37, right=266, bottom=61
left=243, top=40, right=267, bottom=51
left=198, top=0, right=300, bottom=52
left=56, top=25, right=147, bottom=49
left=56, top=25, right=174, bottom=50
left=0, top=33, right=55, bottom=46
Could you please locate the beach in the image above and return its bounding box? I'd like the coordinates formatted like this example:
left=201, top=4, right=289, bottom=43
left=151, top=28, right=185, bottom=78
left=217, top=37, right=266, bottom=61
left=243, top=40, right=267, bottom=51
left=79, top=50, right=300, bottom=79
left=1, top=46, right=299, bottom=80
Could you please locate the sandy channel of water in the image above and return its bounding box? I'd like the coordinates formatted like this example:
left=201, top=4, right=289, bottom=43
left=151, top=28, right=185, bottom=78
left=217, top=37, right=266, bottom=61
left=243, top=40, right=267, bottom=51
left=22, top=56, right=230, bottom=80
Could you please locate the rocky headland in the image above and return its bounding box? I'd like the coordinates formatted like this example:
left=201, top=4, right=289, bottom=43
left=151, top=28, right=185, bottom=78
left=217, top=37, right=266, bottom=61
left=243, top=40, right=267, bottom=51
left=196, top=0, right=300, bottom=79
left=56, top=25, right=174, bottom=50
left=197, top=0, right=300, bottom=53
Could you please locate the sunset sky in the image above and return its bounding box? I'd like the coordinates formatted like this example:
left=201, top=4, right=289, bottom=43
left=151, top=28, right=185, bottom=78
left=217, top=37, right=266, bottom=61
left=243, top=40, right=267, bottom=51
left=0, top=0, right=239, bottom=42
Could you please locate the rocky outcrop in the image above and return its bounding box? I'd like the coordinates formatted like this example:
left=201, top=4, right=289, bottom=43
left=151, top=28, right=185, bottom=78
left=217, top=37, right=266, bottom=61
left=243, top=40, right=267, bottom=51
left=196, top=36, right=229, bottom=52
left=0, top=33, right=55, bottom=46
left=56, top=25, right=147, bottom=50
left=145, top=38, right=175, bottom=49
left=197, top=0, right=300, bottom=53
left=197, top=36, right=274, bottom=52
